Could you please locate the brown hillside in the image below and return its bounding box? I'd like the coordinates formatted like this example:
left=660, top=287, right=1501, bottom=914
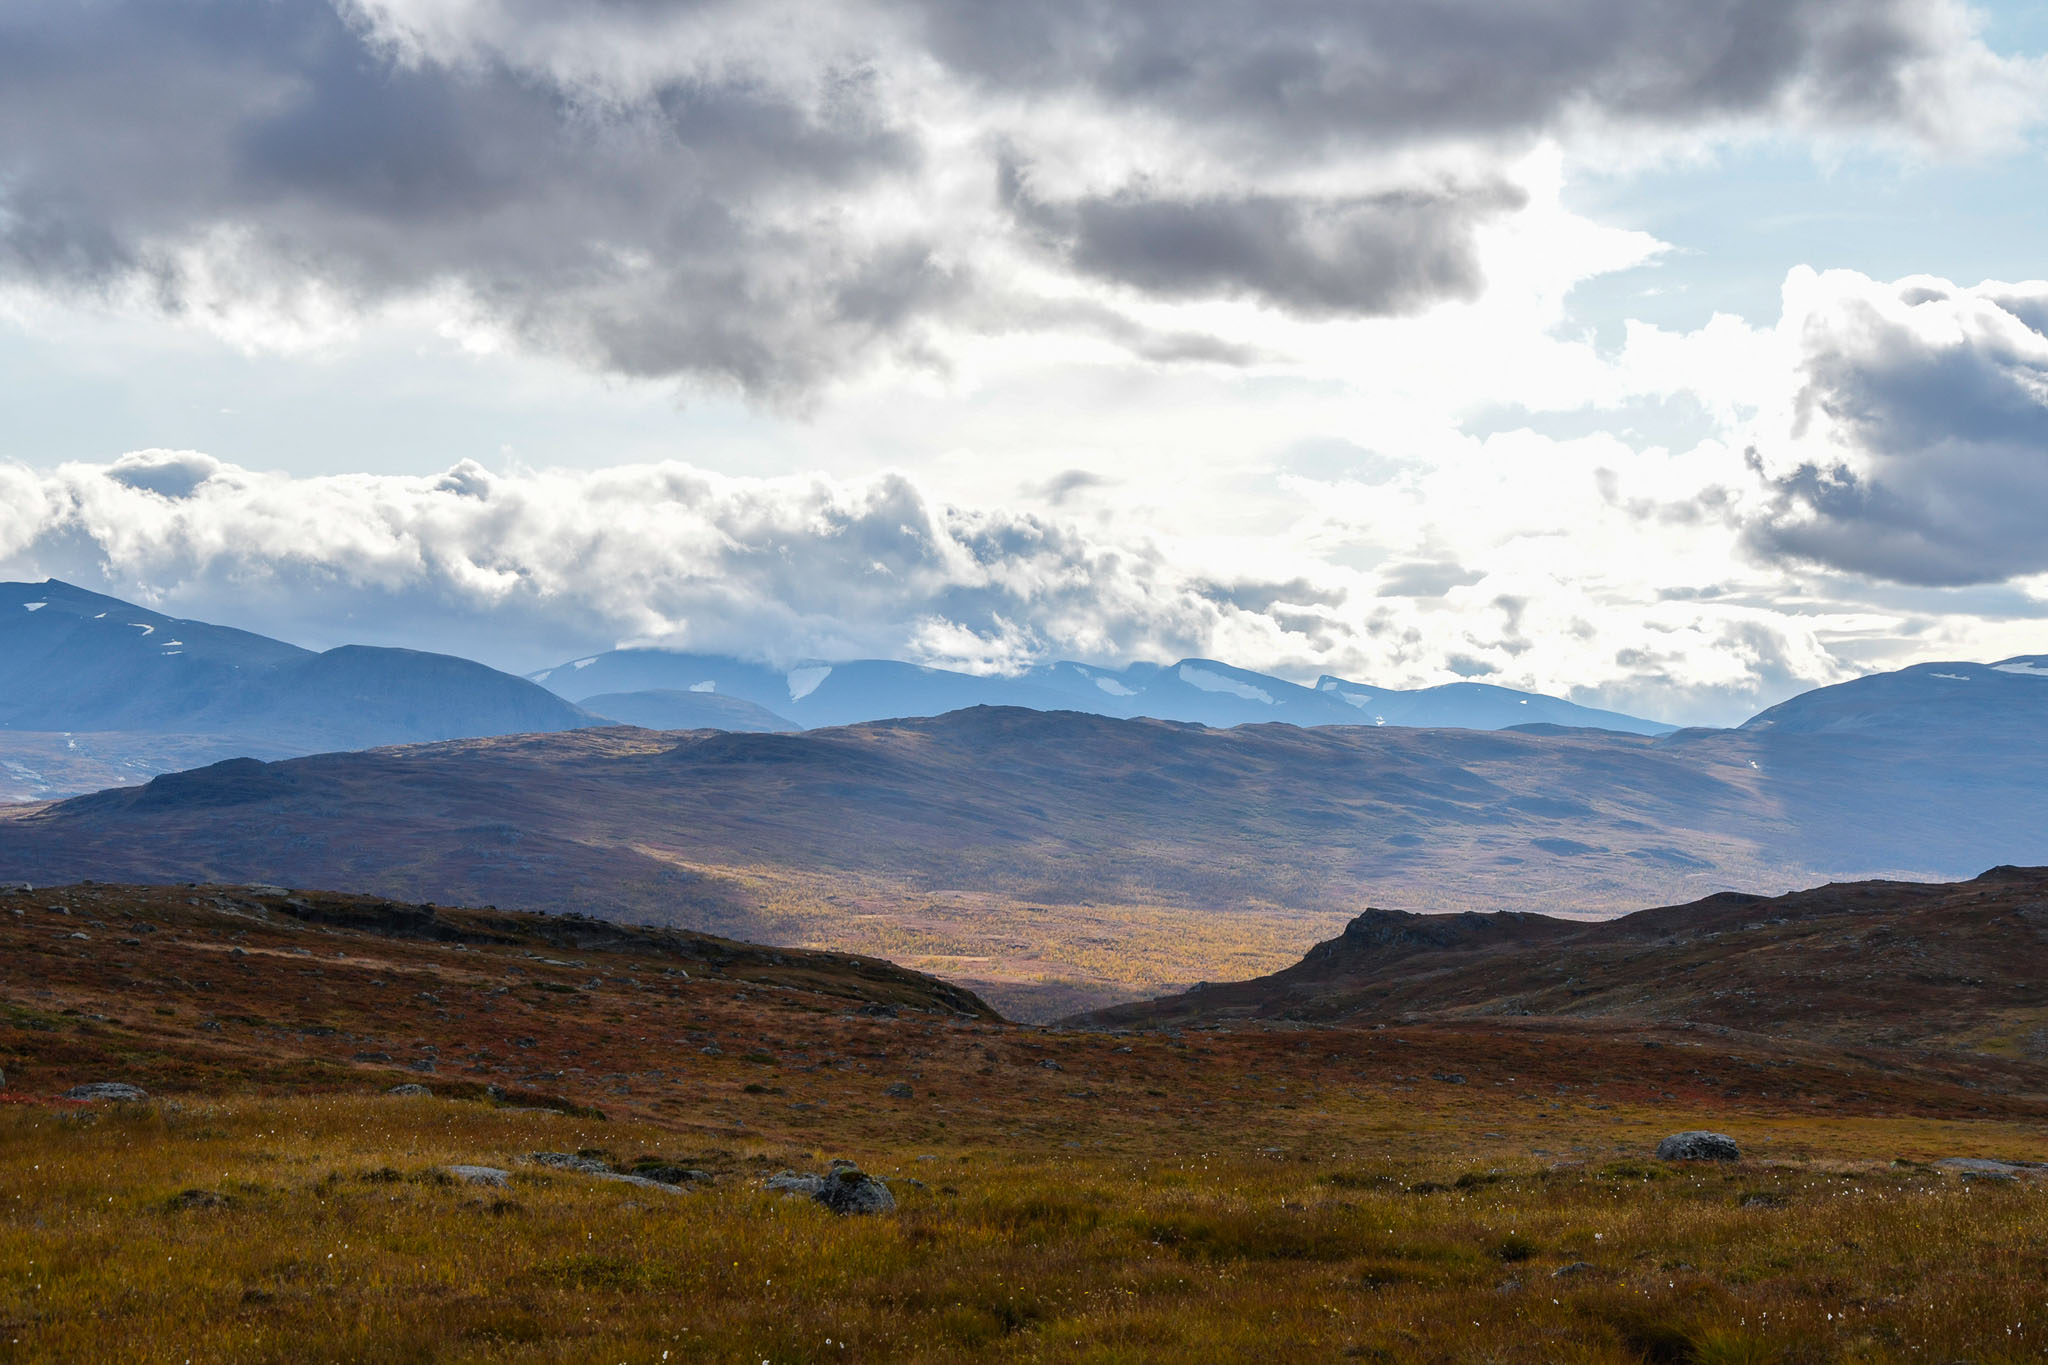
left=1078, top=867, right=2048, bottom=1061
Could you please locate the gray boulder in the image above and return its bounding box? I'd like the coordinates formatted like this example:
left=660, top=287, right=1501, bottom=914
left=447, top=1165, right=509, bottom=1187
left=817, top=1166, right=897, bottom=1215
left=1936, top=1158, right=2044, bottom=1182
left=65, top=1082, right=148, bottom=1103
left=764, top=1163, right=896, bottom=1215
left=385, top=1083, right=432, bottom=1097
left=1656, top=1131, right=1741, bottom=1162
left=765, top=1170, right=826, bottom=1197
left=529, top=1152, right=684, bottom=1193
left=884, top=1081, right=914, bottom=1099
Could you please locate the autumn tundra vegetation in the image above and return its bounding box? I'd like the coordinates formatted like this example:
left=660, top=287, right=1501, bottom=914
left=5, top=879, right=2048, bottom=1362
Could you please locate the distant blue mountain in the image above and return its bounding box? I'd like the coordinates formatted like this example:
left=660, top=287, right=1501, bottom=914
left=1740, top=656, right=2048, bottom=736
left=530, top=648, right=1677, bottom=734
left=0, top=579, right=600, bottom=753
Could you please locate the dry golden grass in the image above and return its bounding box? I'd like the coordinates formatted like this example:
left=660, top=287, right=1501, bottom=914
left=7, top=882, right=2048, bottom=1362
left=727, top=868, right=1351, bottom=1020
left=6, top=1094, right=2048, bottom=1363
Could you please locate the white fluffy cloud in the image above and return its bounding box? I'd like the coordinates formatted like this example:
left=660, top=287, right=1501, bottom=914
left=0, top=432, right=1946, bottom=727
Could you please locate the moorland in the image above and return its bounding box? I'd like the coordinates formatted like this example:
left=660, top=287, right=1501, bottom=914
left=4, top=876, right=2048, bottom=1363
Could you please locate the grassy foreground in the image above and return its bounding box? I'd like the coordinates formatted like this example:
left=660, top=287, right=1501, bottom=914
left=5, top=1093, right=2048, bottom=1363
left=4, top=883, right=2048, bottom=1361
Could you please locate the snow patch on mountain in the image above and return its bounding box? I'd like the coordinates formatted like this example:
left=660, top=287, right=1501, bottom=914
left=1179, top=664, right=1272, bottom=704
left=1095, top=677, right=1137, bottom=697
left=788, top=666, right=832, bottom=701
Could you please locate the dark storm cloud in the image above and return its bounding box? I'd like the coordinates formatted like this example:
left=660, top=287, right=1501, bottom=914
left=0, top=0, right=934, bottom=397
left=0, top=0, right=2009, bottom=394
left=910, top=0, right=1956, bottom=154
left=1002, top=162, right=1523, bottom=315
left=1743, top=278, right=2048, bottom=586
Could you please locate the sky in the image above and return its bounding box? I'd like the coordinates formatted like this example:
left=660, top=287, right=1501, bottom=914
left=1, top=0, right=2045, bottom=726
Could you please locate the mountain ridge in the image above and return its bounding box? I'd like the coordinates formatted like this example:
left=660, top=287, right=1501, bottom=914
left=528, top=645, right=1679, bottom=735
left=0, top=579, right=604, bottom=800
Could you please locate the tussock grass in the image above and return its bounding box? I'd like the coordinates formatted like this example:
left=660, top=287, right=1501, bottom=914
left=5, top=1095, right=2047, bottom=1362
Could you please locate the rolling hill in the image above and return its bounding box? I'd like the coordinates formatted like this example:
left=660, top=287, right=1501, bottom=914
left=5, top=672, right=2047, bottom=1016
left=1077, top=866, right=2048, bottom=1060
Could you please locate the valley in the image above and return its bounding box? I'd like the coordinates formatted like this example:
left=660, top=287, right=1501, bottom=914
left=4, top=678, right=2046, bottom=1017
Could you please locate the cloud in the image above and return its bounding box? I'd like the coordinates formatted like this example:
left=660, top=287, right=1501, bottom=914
left=0, top=0, right=2031, bottom=396
left=1001, top=163, right=1524, bottom=316
left=0, top=452, right=1328, bottom=676
left=910, top=0, right=2031, bottom=148
left=0, top=446, right=1908, bottom=728
left=1378, top=561, right=1487, bottom=599
left=1743, top=270, right=2048, bottom=586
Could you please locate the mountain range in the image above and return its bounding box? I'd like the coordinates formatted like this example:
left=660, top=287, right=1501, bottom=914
left=528, top=647, right=1676, bottom=734
left=5, top=649, right=2047, bottom=1016
left=0, top=577, right=1675, bottom=802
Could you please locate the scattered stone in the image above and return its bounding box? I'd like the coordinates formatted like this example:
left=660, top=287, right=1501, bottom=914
left=169, top=1188, right=226, bottom=1210
left=817, top=1166, right=897, bottom=1215
left=1038, top=1059, right=1064, bottom=1072
left=1551, top=1262, right=1595, bottom=1279
left=529, top=1152, right=684, bottom=1193
left=447, top=1166, right=509, bottom=1187
left=385, top=1083, right=432, bottom=1097
left=629, top=1164, right=713, bottom=1186
left=1656, top=1131, right=1741, bottom=1162
left=1935, top=1157, right=2046, bottom=1181
left=884, top=1082, right=914, bottom=1099
left=765, top=1164, right=897, bottom=1215
left=860, top=1003, right=899, bottom=1018
left=65, top=1082, right=148, bottom=1103
left=67, top=931, right=89, bottom=941
left=1431, top=1072, right=1467, bottom=1085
